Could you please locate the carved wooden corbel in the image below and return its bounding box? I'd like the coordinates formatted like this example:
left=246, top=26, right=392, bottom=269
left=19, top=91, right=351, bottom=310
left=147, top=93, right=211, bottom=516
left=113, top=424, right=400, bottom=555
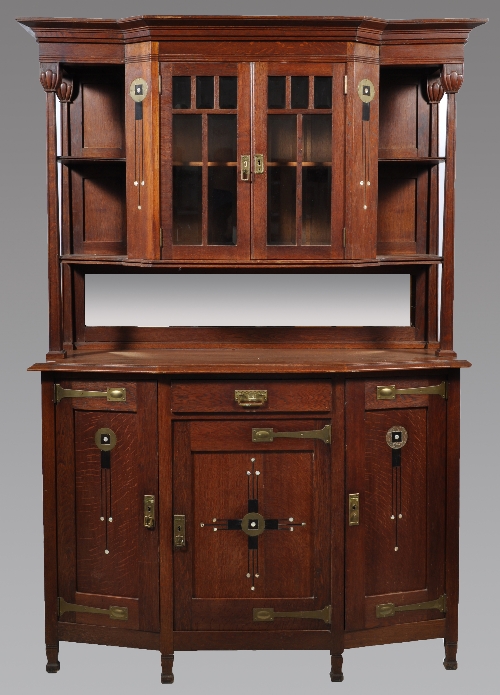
left=427, top=72, right=445, bottom=104
left=57, top=76, right=74, bottom=103
left=441, top=64, right=464, bottom=94
left=39, top=63, right=61, bottom=93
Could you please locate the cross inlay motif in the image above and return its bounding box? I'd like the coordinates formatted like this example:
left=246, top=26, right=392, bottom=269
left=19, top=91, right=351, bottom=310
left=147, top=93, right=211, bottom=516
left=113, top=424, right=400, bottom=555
left=201, top=459, right=306, bottom=590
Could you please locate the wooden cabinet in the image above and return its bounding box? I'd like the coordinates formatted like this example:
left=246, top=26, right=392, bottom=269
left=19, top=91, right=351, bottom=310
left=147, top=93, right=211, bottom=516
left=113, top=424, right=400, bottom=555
left=20, top=13, right=484, bottom=685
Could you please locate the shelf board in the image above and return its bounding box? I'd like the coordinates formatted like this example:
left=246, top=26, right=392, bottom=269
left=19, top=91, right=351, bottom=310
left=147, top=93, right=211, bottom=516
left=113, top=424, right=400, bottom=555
left=29, top=347, right=471, bottom=374
left=60, top=254, right=442, bottom=268
left=58, top=156, right=126, bottom=164
left=378, top=157, right=445, bottom=164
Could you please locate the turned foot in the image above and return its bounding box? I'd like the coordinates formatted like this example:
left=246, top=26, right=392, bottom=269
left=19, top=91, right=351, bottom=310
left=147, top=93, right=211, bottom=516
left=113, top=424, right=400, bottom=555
left=443, top=641, right=458, bottom=670
left=46, top=645, right=60, bottom=673
left=161, top=654, right=174, bottom=684
left=330, top=653, right=344, bottom=682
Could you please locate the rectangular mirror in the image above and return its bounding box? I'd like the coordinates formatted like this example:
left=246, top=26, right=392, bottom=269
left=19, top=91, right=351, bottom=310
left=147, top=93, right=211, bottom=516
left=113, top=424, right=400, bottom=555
left=85, top=274, right=411, bottom=327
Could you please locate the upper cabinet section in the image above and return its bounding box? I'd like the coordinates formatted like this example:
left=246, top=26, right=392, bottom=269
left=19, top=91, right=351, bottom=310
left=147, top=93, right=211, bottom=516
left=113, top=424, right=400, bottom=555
left=20, top=15, right=486, bottom=265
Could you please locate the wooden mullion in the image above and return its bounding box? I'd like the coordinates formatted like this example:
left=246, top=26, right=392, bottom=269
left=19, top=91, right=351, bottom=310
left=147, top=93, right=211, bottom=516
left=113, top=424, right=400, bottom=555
left=190, top=75, right=196, bottom=109
left=296, top=113, right=303, bottom=246
left=286, top=75, right=291, bottom=109
left=202, top=114, right=208, bottom=247
left=308, top=74, right=314, bottom=110
left=214, top=75, right=220, bottom=109
left=160, top=62, right=173, bottom=259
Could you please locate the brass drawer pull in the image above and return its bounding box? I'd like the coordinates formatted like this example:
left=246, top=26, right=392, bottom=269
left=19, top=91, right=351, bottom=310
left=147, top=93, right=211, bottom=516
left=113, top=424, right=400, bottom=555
left=376, top=594, right=446, bottom=619
left=54, top=384, right=126, bottom=404
left=235, top=390, right=268, bottom=407
left=252, top=425, right=331, bottom=444
left=376, top=381, right=447, bottom=400
left=58, top=597, right=128, bottom=621
left=253, top=605, right=331, bottom=623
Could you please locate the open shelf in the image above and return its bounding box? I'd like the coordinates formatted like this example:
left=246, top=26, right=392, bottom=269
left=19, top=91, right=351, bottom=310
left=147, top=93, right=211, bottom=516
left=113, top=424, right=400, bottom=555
left=59, top=157, right=126, bottom=164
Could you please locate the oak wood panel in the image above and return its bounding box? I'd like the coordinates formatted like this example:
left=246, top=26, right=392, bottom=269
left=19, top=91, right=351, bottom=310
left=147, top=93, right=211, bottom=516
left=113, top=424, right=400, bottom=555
left=58, top=623, right=160, bottom=650
left=70, top=163, right=126, bottom=256
left=174, top=417, right=331, bottom=632
left=69, top=70, right=125, bottom=158
left=173, top=630, right=331, bottom=650
left=344, top=618, right=446, bottom=648
left=171, top=379, right=332, bottom=413
left=29, top=348, right=471, bottom=374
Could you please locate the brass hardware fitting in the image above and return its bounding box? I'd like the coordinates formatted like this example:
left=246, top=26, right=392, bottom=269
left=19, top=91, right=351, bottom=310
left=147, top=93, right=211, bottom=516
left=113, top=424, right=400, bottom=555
left=254, top=154, right=264, bottom=174
left=58, top=597, right=128, bottom=621
left=174, top=514, right=186, bottom=548
left=129, top=77, right=148, bottom=103
left=144, top=495, right=155, bottom=529
left=241, top=512, right=266, bottom=537
left=376, top=594, right=447, bottom=619
left=348, top=493, right=360, bottom=526
left=95, top=428, right=117, bottom=452
left=253, top=605, right=331, bottom=624
left=235, top=390, right=268, bottom=408
left=376, top=381, right=447, bottom=400
left=54, top=384, right=126, bottom=404
left=357, top=79, right=375, bottom=103
left=252, top=424, right=331, bottom=444
left=241, top=155, right=251, bottom=181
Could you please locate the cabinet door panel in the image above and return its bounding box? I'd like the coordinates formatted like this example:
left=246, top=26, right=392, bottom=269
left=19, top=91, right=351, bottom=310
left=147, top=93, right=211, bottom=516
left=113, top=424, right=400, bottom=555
left=160, top=62, right=251, bottom=260
left=345, top=377, right=446, bottom=632
left=56, top=381, right=159, bottom=633
left=252, top=62, right=345, bottom=260
left=173, top=417, right=331, bottom=632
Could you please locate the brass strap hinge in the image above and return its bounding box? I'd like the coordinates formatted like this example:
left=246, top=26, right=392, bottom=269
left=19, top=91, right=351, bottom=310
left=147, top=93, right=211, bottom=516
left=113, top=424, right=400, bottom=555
left=58, top=597, right=128, bottom=621
left=342, top=227, right=346, bottom=248
left=376, top=381, right=447, bottom=400
left=158, top=74, right=162, bottom=95
left=254, top=605, right=331, bottom=623
left=54, top=384, right=126, bottom=404
left=159, top=227, right=163, bottom=248
left=252, top=424, right=331, bottom=444
left=344, top=75, right=348, bottom=95
left=376, top=594, right=447, bottom=619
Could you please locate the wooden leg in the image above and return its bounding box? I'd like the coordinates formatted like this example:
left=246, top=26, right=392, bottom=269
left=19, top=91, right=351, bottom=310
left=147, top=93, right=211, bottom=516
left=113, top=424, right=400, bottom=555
left=330, top=653, right=344, bottom=682
left=46, top=644, right=60, bottom=673
left=161, top=654, right=174, bottom=684
left=443, top=640, right=458, bottom=670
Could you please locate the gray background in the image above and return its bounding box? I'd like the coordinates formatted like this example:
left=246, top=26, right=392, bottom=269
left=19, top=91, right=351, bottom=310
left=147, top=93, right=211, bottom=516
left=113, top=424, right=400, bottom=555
left=0, top=1, right=497, bottom=693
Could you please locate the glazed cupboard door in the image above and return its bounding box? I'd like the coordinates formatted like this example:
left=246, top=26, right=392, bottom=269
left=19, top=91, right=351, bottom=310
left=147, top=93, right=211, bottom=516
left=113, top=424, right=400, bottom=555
left=160, top=63, right=251, bottom=260
left=252, top=63, right=345, bottom=259
left=345, top=376, right=447, bottom=633
left=173, top=419, right=331, bottom=632
left=55, top=380, right=159, bottom=634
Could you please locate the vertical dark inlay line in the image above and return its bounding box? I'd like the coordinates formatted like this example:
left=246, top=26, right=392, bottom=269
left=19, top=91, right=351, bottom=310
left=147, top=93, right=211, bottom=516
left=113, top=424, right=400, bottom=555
left=297, top=113, right=303, bottom=246
left=202, top=113, right=208, bottom=246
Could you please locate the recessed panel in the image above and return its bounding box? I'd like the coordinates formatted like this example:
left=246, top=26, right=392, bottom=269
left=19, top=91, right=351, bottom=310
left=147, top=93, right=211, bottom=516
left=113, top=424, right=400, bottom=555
left=82, top=83, right=124, bottom=151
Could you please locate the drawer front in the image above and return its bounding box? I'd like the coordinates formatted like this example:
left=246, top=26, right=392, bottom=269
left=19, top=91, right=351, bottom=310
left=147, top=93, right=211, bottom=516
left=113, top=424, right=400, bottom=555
left=171, top=380, right=332, bottom=413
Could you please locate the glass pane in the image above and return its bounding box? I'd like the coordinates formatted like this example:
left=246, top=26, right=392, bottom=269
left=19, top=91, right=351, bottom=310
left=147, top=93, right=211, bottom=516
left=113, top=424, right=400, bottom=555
left=291, top=76, right=309, bottom=109
left=219, top=76, right=237, bottom=109
left=314, top=76, right=332, bottom=109
left=268, top=115, right=296, bottom=162
left=173, top=115, right=202, bottom=162
left=173, top=166, right=202, bottom=245
left=172, top=76, right=191, bottom=109
left=208, top=167, right=237, bottom=245
left=267, top=167, right=296, bottom=245
left=303, top=115, right=332, bottom=162
left=196, top=76, right=214, bottom=109
left=302, top=168, right=331, bottom=245
left=208, top=115, right=237, bottom=162
left=268, top=76, right=286, bottom=109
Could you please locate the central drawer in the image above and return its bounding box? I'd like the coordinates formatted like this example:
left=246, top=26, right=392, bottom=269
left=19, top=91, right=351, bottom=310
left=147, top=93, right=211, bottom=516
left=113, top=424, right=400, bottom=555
left=171, top=379, right=332, bottom=413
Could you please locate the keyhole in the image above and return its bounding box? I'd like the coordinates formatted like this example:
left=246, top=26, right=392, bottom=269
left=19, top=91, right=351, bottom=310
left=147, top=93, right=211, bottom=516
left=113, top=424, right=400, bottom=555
left=177, top=525, right=182, bottom=531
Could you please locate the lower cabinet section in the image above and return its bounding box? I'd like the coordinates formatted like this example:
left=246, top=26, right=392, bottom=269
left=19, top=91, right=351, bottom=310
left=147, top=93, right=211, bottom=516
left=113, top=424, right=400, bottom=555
left=45, top=371, right=459, bottom=681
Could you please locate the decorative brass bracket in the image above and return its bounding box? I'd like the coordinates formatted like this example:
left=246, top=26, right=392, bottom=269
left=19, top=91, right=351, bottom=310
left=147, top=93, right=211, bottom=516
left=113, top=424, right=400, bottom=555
left=235, top=390, right=267, bottom=407
left=253, top=605, right=331, bottom=624
left=376, top=594, right=447, bottom=618
left=58, top=597, right=128, bottom=621
left=252, top=424, right=331, bottom=444
left=54, top=384, right=126, bottom=404
left=376, top=381, right=447, bottom=400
